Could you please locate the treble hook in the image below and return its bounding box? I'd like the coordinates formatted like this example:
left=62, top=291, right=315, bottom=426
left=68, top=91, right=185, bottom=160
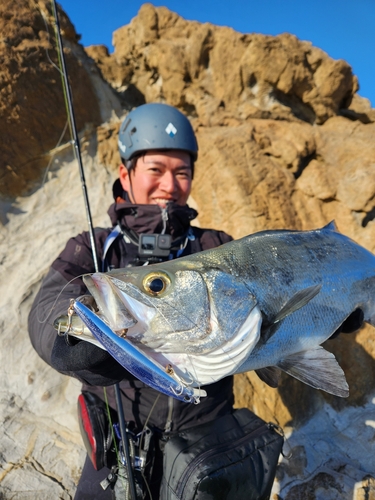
left=171, top=384, right=184, bottom=396
left=165, top=364, right=196, bottom=388
left=65, top=299, right=75, bottom=335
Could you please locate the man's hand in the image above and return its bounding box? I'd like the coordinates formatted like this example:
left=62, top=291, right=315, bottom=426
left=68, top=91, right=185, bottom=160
left=329, top=308, right=364, bottom=339
left=51, top=335, right=131, bottom=386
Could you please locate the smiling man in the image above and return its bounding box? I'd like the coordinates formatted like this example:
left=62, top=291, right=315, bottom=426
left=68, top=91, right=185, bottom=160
left=28, top=103, right=234, bottom=499
left=118, top=150, right=192, bottom=207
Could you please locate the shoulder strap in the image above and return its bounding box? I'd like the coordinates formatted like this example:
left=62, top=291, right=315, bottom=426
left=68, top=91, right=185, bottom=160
left=187, top=227, right=204, bottom=254
left=102, top=224, right=122, bottom=271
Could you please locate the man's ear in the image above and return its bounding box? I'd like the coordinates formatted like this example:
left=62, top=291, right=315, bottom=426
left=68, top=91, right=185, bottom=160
left=119, top=164, right=130, bottom=192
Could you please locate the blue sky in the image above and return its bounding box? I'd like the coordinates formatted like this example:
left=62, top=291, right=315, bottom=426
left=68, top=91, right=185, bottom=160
left=59, top=0, right=374, bottom=107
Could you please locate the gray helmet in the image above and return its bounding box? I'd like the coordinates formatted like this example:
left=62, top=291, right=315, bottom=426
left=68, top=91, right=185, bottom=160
left=118, top=103, right=198, bottom=162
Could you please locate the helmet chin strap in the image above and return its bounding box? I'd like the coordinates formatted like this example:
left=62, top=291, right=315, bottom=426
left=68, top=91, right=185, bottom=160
left=128, top=170, right=137, bottom=204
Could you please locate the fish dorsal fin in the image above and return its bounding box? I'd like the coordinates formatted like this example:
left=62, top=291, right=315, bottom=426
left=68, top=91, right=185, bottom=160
left=255, top=366, right=282, bottom=388
left=272, top=284, right=322, bottom=324
left=322, top=220, right=338, bottom=232
left=277, top=346, right=349, bottom=398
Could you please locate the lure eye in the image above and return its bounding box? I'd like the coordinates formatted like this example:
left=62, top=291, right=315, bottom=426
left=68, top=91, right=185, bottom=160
left=143, top=272, right=171, bottom=296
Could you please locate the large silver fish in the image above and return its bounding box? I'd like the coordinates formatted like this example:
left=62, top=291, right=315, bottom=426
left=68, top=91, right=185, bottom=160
left=63, top=222, right=375, bottom=401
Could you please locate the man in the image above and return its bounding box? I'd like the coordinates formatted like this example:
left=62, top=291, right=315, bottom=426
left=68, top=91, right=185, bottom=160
left=28, top=103, right=234, bottom=499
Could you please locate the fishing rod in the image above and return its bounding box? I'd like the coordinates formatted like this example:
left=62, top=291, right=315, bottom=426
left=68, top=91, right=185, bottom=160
left=50, top=0, right=99, bottom=273
left=50, top=2, right=137, bottom=498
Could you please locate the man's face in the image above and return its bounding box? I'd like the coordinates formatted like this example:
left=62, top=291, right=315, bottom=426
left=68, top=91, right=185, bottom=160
left=119, top=150, right=192, bottom=207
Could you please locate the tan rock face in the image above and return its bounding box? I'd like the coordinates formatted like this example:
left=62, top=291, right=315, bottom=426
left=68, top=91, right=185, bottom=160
left=1, top=2, right=375, bottom=498
left=89, top=3, right=360, bottom=127
left=0, top=0, right=110, bottom=198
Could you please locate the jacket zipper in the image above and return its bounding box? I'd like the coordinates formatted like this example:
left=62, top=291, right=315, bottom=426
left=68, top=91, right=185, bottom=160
left=161, top=207, right=168, bottom=234
left=176, top=422, right=276, bottom=498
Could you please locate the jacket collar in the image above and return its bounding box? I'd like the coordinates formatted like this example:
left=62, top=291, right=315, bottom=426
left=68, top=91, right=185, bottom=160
left=107, top=197, right=198, bottom=239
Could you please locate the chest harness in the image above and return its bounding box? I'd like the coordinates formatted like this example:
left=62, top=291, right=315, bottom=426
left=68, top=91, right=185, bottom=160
left=102, top=218, right=196, bottom=271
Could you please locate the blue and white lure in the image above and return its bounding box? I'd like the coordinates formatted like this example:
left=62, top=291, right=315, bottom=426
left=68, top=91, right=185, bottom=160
left=73, top=300, right=206, bottom=404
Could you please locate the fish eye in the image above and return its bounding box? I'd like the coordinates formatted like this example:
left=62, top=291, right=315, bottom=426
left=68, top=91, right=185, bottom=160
left=143, top=272, right=171, bottom=296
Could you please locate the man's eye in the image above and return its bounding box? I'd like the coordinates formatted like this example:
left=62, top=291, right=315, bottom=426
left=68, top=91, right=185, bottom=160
left=177, top=171, right=191, bottom=179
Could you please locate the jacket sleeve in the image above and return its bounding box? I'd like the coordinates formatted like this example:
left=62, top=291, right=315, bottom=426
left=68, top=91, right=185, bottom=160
left=195, top=227, right=233, bottom=251
left=28, top=231, right=131, bottom=386
left=216, top=230, right=233, bottom=245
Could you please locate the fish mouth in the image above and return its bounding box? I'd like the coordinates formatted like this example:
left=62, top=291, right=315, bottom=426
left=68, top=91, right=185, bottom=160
left=83, top=273, right=156, bottom=341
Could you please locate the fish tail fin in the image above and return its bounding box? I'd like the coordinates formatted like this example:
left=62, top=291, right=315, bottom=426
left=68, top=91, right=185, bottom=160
left=277, top=346, right=349, bottom=398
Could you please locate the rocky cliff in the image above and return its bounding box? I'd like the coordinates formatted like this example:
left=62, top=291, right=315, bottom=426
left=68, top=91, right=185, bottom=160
left=1, top=2, right=375, bottom=498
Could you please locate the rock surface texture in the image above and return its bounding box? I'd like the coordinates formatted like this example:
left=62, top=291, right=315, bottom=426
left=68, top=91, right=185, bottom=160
left=1, top=2, right=375, bottom=498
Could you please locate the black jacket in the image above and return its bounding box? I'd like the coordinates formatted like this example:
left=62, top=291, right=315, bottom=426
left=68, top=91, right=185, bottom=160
left=28, top=200, right=234, bottom=432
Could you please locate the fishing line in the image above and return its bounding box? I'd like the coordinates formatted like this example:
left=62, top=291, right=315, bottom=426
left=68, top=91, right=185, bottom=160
left=47, top=3, right=137, bottom=497
left=41, top=120, right=69, bottom=188
left=102, top=389, right=121, bottom=471
left=140, top=393, right=160, bottom=500
left=34, top=0, right=63, bottom=74
left=32, top=3, right=82, bottom=331
left=34, top=1, right=76, bottom=192
left=35, top=272, right=91, bottom=325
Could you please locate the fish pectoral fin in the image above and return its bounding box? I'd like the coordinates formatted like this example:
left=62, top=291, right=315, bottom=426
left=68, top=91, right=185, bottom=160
left=255, top=367, right=281, bottom=388
left=272, top=284, right=322, bottom=324
left=277, top=346, right=349, bottom=398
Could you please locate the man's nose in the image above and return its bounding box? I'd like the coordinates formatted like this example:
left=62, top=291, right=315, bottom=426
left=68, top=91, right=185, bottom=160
left=160, top=171, right=177, bottom=192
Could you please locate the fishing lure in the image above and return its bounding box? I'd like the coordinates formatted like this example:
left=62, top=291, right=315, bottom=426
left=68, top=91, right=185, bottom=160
left=73, top=300, right=206, bottom=404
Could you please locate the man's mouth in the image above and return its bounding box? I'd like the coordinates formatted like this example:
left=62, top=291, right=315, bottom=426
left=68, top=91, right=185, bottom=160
left=153, top=198, right=174, bottom=206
